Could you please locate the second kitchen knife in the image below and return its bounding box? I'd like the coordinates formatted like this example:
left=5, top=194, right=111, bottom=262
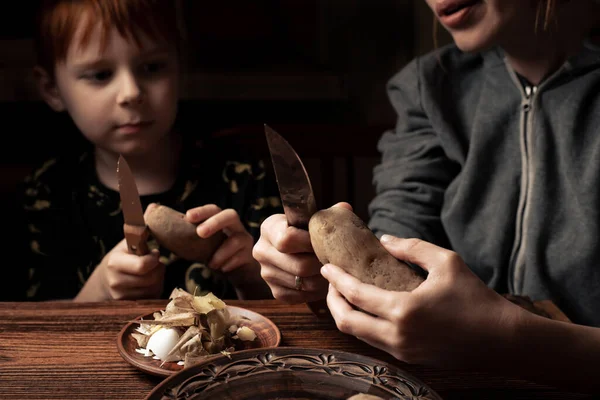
left=117, top=154, right=150, bottom=256
left=265, top=124, right=330, bottom=318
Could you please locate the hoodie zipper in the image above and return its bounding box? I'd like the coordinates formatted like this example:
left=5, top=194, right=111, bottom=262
left=507, top=80, right=536, bottom=295
left=505, top=62, right=567, bottom=295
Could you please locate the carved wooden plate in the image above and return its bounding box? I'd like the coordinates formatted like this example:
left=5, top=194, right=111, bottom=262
left=144, top=347, right=443, bottom=400
left=117, top=306, right=281, bottom=377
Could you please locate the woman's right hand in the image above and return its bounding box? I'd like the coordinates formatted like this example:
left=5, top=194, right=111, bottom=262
left=75, top=239, right=165, bottom=301
left=252, top=202, right=352, bottom=303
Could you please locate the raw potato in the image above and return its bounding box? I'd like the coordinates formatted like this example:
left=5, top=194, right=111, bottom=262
left=144, top=204, right=226, bottom=262
left=309, top=206, right=424, bottom=292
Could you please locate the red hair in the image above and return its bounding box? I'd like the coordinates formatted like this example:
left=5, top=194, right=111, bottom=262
left=34, top=0, right=181, bottom=75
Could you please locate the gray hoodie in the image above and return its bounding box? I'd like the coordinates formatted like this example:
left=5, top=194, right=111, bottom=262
left=368, top=40, right=600, bottom=326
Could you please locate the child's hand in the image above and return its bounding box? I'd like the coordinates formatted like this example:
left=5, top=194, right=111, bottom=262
left=76, top=239, right=165, bottom=301
left=185, top=205, right=256, bottom=276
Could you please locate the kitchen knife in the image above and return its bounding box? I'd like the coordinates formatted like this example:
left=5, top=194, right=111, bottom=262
left=117, top=154, right=150, bottom=256
left=264, top=124, right=330, bottom=318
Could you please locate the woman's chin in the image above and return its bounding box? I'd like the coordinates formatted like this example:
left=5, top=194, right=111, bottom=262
left=452, top=34, right=496, bottom=54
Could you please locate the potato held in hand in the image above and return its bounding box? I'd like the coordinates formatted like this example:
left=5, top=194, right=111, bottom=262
left=144, top=204, right=226, bottom=262
left=309, top=206, right=424, bottom=292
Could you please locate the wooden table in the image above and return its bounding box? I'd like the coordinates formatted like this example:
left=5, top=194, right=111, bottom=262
left=0, top=300, right=594, bottom=399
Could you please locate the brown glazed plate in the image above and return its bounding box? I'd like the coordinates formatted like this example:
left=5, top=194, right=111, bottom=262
left=143, top=347, right=443, bottom=400
left=117, top=306, right=281, bottom=377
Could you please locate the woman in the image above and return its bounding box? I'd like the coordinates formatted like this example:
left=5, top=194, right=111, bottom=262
left=253, top=0, right=600, bottom=392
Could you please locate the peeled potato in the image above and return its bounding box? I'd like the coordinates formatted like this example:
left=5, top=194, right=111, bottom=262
left=144, top=204, right=226, bottom=262
left=308, top=206, right=424, bottom=292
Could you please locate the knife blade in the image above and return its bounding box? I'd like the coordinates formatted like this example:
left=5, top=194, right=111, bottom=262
left=117, top=155, right=150, bottom=256
left=264, top=124, right=330, bottom=318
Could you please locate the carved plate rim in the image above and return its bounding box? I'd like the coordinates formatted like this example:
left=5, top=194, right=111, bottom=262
left=117, top=306, right=282, bottom=377
left=144, top=346, right=443, bottom=400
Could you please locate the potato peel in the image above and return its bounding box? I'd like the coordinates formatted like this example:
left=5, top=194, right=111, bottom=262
left=132, top=288, right=256, bottom=368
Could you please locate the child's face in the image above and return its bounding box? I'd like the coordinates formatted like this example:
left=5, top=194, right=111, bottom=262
left=425, top=0, right=538, bottom=52
left=53, top=18, right=179, bottom=157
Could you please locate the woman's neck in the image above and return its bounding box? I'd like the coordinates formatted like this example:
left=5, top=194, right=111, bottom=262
left=503, top=41, right=569, bottom=87
left=95, top=132, right=183, bottom=196
left=501, top=3, right=598, bottom=86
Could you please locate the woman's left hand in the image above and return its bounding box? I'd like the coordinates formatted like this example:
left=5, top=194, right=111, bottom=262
left=321, top=235, right=530, bottom=369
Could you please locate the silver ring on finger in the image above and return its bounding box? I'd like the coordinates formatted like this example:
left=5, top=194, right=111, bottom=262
left=294, top=275, right=304, bottom=291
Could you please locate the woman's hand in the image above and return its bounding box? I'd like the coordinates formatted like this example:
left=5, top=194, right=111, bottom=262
left=252, top=202, right=353, bottom=303
left=76, top=239, right=165, bottom=301
left=252, top=213, right=326, bottom=303
left=321, top=235, right=528, bottom=369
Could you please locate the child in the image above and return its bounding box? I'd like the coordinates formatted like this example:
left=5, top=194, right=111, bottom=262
left=12, top=0, right=281, bottom=301
left=253, top=0, right=600, bottom=392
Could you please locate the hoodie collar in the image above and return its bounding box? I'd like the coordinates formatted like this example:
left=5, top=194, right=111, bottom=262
left=481, top=36, right=600, bottom=76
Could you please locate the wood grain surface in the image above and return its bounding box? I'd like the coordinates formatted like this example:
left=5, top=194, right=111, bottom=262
left=0, top=300, right=594, bottom=400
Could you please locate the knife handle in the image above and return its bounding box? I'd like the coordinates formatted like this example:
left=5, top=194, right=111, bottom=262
left=123, top=224, right=150, bottom=256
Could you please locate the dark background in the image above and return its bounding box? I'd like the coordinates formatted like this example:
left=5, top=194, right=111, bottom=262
left=0, top=0, right=452, bottom=222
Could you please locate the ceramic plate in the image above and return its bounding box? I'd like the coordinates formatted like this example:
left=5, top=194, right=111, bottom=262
left=144, top=347, right=443, bottom=400
left=117, top=306, right=281, bottom=377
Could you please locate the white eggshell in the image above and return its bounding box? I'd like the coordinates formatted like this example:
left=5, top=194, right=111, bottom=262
left=236, top=326, right=257, bottom=341
left=146, top=328, right=181, bottom=362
